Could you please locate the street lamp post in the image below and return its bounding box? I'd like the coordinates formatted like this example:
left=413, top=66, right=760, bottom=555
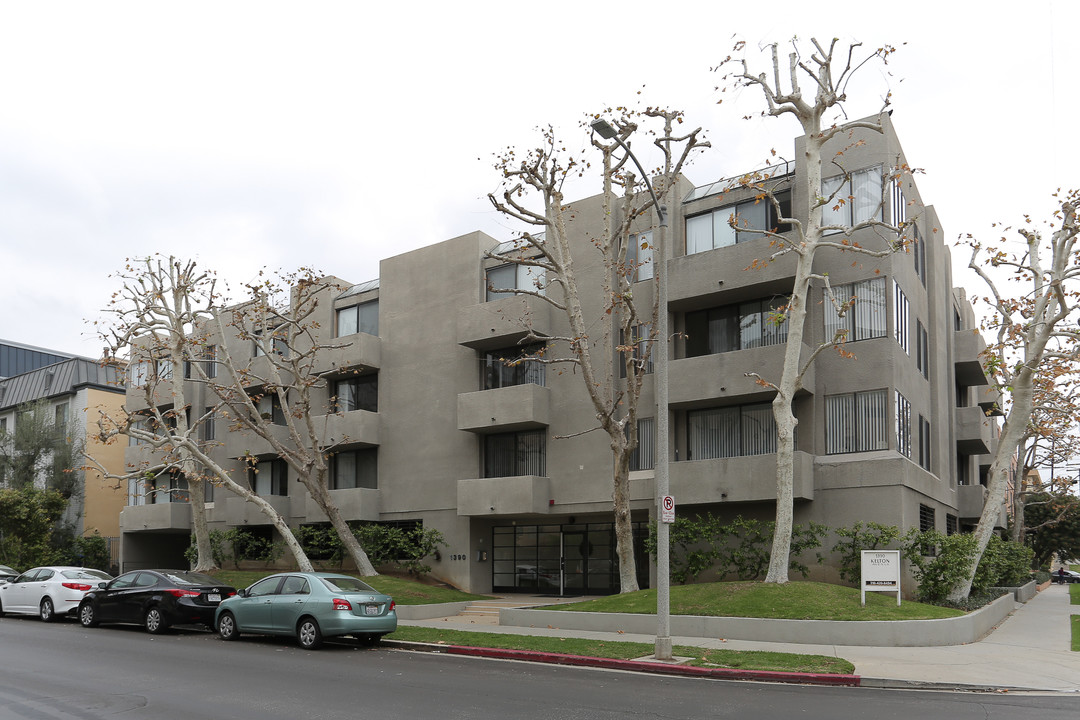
left=590, top=118, right=672, bottom=661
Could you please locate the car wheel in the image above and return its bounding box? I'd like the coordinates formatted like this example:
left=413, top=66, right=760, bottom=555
left=39, top=597, right=55, bottom=623
left=144, top=607, right=167, bottom=635
left=297, top=617, right=322, bottom=650
left=217, top=612, right=240, bottom=641
left=79, top=601, right=98, bottom=628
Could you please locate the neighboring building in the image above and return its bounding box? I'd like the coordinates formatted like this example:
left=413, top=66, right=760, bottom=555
left=119, top=114, right=1004, bottom=592
left=0, top=339, right=76, bottom=379
left=0, top=355, right=127, bottom=570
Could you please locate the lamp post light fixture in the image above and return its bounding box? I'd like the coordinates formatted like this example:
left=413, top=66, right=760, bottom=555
left=590, top=117, right=673, bottom=661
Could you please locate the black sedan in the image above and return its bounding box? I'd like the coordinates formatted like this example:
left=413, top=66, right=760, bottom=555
left=78, top=570, right=235, bottom=634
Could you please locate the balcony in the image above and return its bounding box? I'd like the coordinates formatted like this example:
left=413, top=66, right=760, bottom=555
left=457, top=475, right=551, bottom=516
left=458, top=383, right=551, bottom=433
left=224, top=494, right=293, bottom=525
left=304, top=488, right=380, bottom=522
left=669, top=344, right=813, bottom=408
left=954, top=330, right=989, bottom=387
left=224, top=424, right=294, bottom=459
left=312, top=332, right=381, bottom=376
left=956, top=406, right=993, bottom=456
left=313, top=410, right=380, bottom=448
left=119, top=503, right=192, bottom=532
left=457, top=295, right=553, bottom=351
left=669, top=451, right=813, bottom=505
left=667, top=240, right=798, bottom=309
left=957, top=483, right=987, bottom=521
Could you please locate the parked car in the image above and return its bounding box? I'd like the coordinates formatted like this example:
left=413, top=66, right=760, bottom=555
left=78, top=569, right=235, bottom=634
left=1055, top=569, right=1080, bottom=584
left=215, top=572, right=397, bottom=649
left=0, top=566, right=113, bottom=622
left=0, top=565, right=20, bottom=583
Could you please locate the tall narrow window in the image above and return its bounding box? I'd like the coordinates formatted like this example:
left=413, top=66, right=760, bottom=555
left=919, top=503, right=935, bottom=532
left=484, top=430, right=546, bottom=477
left=916, top=321, right=929, bottom=380
left=894, top=282, right=909, bottom=353
left=201, top=407, right=216, bottom=441
left=912, top=225, right=927, bottom=286
left=918, top=416, right=931, bottom=471
left=629, top=417, right=655, bottom=471
left=825, top=389, right=888, bottom=454
left=626, top=231, right=654, bottom=281
left=205, top=345, right=218, bottom=379
left=620, top=326, right=653, bottom=378
left=895, top=391, right=911, bottom=458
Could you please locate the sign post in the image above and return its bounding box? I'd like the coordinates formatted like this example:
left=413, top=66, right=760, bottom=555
left=860, top=550, right=901, bottom=606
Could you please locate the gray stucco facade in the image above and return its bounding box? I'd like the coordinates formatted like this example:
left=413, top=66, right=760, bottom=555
left=119, top=115, right=1003, bottom=594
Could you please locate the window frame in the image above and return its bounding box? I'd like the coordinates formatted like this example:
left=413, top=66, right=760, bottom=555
left=336, top=300, right=379, bottom=338
left=331, top=448, right=378, bottom=490
left=825, top=389, right=889, bottom=455
left=483, top=430, right=547, bottom=478
left=332, top=375, right=379, bottom=413
left=685, top=190, right=792, bottom=255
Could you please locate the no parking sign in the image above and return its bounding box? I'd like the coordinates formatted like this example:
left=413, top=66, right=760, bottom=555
left=660, top=495, right=675, bottom=523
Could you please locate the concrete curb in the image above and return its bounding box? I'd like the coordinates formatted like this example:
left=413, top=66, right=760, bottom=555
left=383, top=640, right=861, bottom=687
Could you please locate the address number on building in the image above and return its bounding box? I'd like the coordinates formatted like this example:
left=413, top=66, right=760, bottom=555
left=661, top=495, right=675, bottom=524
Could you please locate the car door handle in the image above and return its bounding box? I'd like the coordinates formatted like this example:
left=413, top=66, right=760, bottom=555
left=294, top=599, right=304, bottom=603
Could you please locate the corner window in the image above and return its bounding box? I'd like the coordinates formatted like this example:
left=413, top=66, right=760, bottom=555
left=253, top=328, right=288, bottom=358
left=825, top=389, right=888, bottom=454
left=332, top=375, right=378, bottom=413
left=483, top=430, right=546, bottom=478
left=626, top=231, right=654, bottom=281
left=686, top=190, right=791, bottom=255
left=486, top=262, right=546, bottom=301
left=331, top=449, right=378, bottom=490
left=824, top=278, right=887, bottom=343
left=251, top=459, right=288, bottom=496
left=822, top=166, right=884, bottom=230
left=336, top=300, right=379, bottom=337
left=483, top=344, right=545, bottom=389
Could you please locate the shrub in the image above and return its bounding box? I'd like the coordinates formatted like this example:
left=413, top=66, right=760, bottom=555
left=973, top=535, right=1034, bottom=590
left=352, top=523, right=446, bottom=576
left=901, top=529, right=978, bottom=603
left=54, top=532, right=111, bottom=572
left=644, top=514, right=729, bottom=584
left=296, top=524, right=345, bottom=567
left=831, top=522, right=902, bottom=585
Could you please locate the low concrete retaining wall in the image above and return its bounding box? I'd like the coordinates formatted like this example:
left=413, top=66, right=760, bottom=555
left=396, top=601, right=470, bottom=621
left=500, top=593, right=1016, bottom=647
left=990, top=581, right=1037, bottom=604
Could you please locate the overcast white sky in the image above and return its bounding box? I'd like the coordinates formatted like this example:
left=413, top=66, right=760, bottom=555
left=1, top=0, right=1076, bottom=358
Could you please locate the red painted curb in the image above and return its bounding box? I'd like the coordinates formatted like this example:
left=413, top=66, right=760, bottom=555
left=442, top=645, right=861, bottom=687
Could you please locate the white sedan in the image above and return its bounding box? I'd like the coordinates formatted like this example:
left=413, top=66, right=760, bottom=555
left=0, top=566, right=113, bottom=622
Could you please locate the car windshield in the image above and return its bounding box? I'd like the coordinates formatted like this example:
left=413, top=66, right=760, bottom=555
left=160, top=571, right=219, bottom=586
left=61, top=569, right=111, bottom=581
left=320, top=576, right=376, bottom=593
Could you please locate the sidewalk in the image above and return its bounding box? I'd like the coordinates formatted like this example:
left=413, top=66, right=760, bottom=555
left=396, top=584, right=1080, bottom=693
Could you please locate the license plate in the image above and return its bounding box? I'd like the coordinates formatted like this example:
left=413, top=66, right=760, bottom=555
left=207, top=594, right=221, bottom=603
left=364, top=604, right=379, bottom=616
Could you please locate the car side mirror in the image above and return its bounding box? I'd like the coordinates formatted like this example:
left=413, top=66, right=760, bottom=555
left=97, top=582, right=107, bottom=589
left=238, top=588, right=249, bottom=598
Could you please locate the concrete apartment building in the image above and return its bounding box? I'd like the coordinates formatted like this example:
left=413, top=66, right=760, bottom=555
left=0, top=351, right=128, bottom=569
left=118, top=115, right=1002, bottom=593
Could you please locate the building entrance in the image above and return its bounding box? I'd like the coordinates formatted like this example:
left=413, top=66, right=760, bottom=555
left=491, top=522, right=648, bottom=595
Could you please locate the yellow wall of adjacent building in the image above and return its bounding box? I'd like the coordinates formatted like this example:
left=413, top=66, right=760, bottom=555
left=81, top=387, right=127, bottom=539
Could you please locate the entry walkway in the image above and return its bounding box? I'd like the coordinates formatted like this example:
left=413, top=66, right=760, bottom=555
left=399, top=584, right=1080, bottom=692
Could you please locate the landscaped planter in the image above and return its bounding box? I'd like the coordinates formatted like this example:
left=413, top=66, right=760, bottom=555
left=499, top=593, right=1016, bottom=647
left=989, top=580, right=1037, bottom=603
left=395, top=601, right=471, bottom=621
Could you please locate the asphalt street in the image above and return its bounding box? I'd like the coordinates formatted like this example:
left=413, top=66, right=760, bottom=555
left=0, top=616, right=1076, bottom=719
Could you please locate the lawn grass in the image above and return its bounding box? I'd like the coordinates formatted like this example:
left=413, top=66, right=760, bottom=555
left=548, top=581, right=965, bottom=621
left=1072, top=615, right=1080, bottom=652
left=1070, top=583, right=1080, bottom=606
left=208, top=570, right=490, bottom=605
left=386, top=626, right=855, bottom=674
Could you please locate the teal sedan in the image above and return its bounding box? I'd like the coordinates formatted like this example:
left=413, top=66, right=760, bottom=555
left=214, top=572, right=397, bottom=649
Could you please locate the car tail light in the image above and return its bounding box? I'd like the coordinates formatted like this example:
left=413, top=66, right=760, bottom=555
left=227, top=590, right=236, bottom=597
left=332, top=598, right=352, bottom=611
left=62, top=582, right=93, bottom=592
left=389, top=600, right=396, bottom=611
left=165, top=589, right=200, bottom=598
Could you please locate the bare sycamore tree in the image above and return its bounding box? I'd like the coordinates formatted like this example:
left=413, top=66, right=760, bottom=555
left=487, top=110, right=706, bottom=593
left=951, top=189, right=1080, bottom=600
left=88, top=256, right=310, bottom=571
left=194, top=269, right=378, bottom=576
left=717, top=38, right=913, bottom=583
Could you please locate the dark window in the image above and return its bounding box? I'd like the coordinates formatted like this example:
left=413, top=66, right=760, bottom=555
left=620, top=326, right=653, bottom=377
left=687, top=403, right=776, bottom=460
left=484, top=430, right=546, bottom=478
left=333, top=375, right=378, bottom=413
left=946, top=514, right=958, bottom=536
left=331, top=449, right=378, bottom=490
left=686, top=190, right=791, bottom=254
left=894, top=282, right=909, bottom=353
left=825, top=389, right=888, bottom=454
left=685, top=297, right=789, bottom=357
left=483, top=344, right=545, bottom=389
left=256, top=393, right=286, bottom=426
left=918, top=416, right=931, bottom=471
left=919, top=503, right=935, bottom=532
left=913, top=225, right=927, bottom=286
left=250, top=459, right=288, bottom=496
left=201, top=407, right=216, bottom=441
left=895, top=391, right=911, bottom=458
left=336, top=300, right=379, bottom=337
left=824, top=278, right=887, bottom=342
left=916, top=321, right=929, bottom=380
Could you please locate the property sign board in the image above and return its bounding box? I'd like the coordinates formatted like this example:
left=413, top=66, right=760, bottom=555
left=860, top=550, right=901, bottom=606
left=660, top=495, right=675, bottom=524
